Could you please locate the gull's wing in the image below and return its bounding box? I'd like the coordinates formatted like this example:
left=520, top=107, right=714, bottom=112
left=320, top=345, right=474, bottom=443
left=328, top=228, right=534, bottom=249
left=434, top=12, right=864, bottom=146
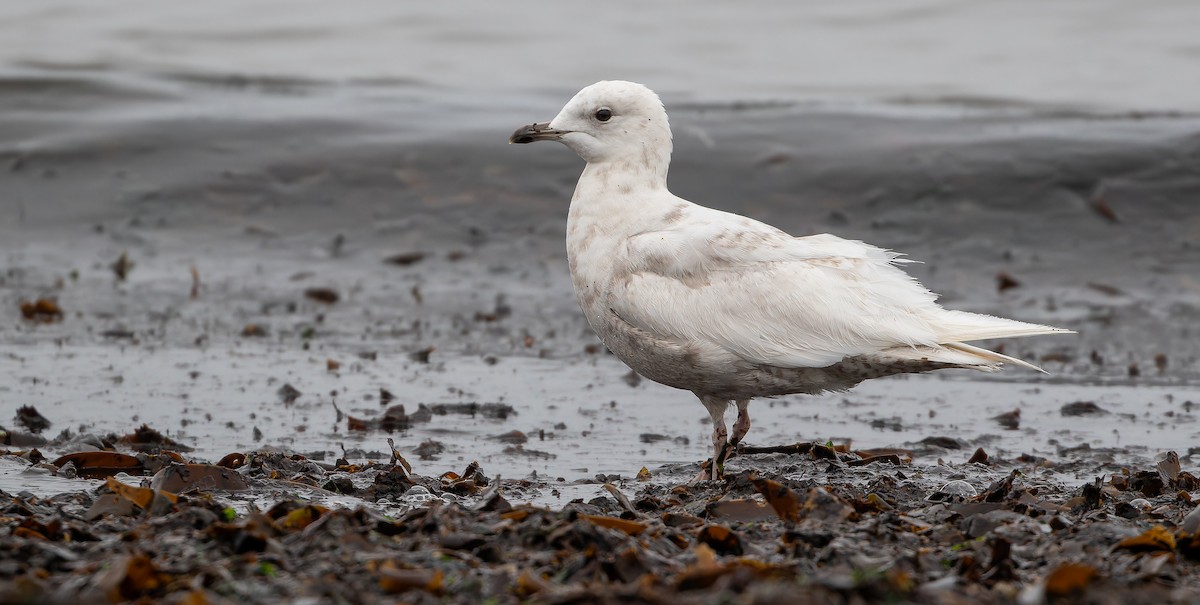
left=617, top=207, right=1057, bottom=368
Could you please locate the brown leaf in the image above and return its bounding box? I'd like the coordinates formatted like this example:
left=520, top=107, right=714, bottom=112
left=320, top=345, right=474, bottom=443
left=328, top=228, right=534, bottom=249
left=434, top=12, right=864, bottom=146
left=578, top=514, right=648, bottom=536
left=603, top=483, right=637, bottom=514
left=809, top=443, right=838, bottom=460
left=86, top=493, right=137, bottom=520
left=513, top=571, right=551, bottom=597
left=500, top=509, right=531, bottom=522
left=387, top=437, right=412, bottom=472
left=996, top=271, right=1021, bottom=292
left=241, top=323, right=267, bottom=337
left=347, top=415, right=371, bottom=431
left=97, top=554, right=169, bottom=602
left=119, top=423, right=193, bottom=452
left=696, top=524, right=743, bottom=556
left=1045, top=562, right=1097, bottom=597
left=1086, top=282, right=1123, bottom=297
left=111, top=252, right=134, bottom=280
left=968, top=448, right=989, bottom=465
left=150, top=463, right=251, bottom=493
left=675, top=543, right=726, bottom=590
left=847, top=454, right=902, bottom=467
left=991, top=408, right=1021, bottom=430
left=1091, top=197, right=1119, bottom=223
left=217, top=452, right=246, bottom=469
left=1157, top=451, right=1181, bottom=484
left=705, top=499, right=775, bottom=523
left=19, top=299, right=63, bottom=323
left=1178, top=532, right=1200, bottom=560
left=189, top=266, right=201, bottom=299
left=51, top=451, right=144, bottom=478
left=854, top=447, right=913, bottom=459
left=105, top=476, right=178, bottom=511
left=1114, top=525, right=1176, bottom=554
left=752, top=478, right=800, bottom=523
left=13, top=526, right=47, bottom=540
left=978, top=470, right=1019, bottom=502
left=377, top=560, right=443, bottom=595
left=384, top=252, right=426, bottom=266
left=15, top=405, right=51, bottom=433
left=303, top=287, right=339, bottom=304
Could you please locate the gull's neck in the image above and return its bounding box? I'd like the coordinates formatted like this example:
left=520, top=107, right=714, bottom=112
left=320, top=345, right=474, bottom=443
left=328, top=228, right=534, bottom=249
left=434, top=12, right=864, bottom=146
left=572, top=145, right=672, bottom=208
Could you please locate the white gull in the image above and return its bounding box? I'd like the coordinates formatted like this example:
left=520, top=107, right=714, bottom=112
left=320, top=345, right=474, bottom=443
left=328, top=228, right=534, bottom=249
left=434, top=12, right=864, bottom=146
left=509, top=80, right=1072, bottom=480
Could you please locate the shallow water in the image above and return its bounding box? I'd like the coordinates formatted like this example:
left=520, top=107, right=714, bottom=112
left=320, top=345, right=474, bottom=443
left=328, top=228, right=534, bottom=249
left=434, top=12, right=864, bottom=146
left=2, top=1, right=1200, bottom=111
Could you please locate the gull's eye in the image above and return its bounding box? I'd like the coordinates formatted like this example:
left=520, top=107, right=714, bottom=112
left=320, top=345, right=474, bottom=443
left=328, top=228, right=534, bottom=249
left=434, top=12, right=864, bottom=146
left=594, top=108, right=613, bottom=122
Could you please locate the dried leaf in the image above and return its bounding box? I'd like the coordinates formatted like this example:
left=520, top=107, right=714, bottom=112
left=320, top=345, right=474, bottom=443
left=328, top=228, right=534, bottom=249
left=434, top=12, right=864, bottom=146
left=384, top=252, right=426, bottom=266
left=111, top=252, right=134, bottom=280
left=500, top=509, right=531, bottom=522
left=377, top=560, right=443, bottom=595
left=696, top=524, right=743, bottom=556
left=15, top=405, right=51, bottom=433
left=578, top=514, right=648, bottom=536
left=1157, top=451, right=1181, bottom=484
left=603, top=483, right=637, bottom=514
left=752, top=478, right=800, bottom=523
left=118, top=424, right=193, bottom=452
left=514, top=571, right=551, bottom=597
left=675, top=543, right=726, bottom=590
left=1091, top=197, right=1119, bottom=223
left=636, top=466, right=652, bottom=481
left=705, top=499, right=775, bottom=523
left=967, top=448, right=989, bottom=465
left=303, top=287, right=339, bottom=304
left=105, top=476, right=178, bottom=510
left=97, top=554, right=169, bottom=602
left=1115, top=525, right=1176, bottom=554
left=996, top=271, right=1021, bottom=292
left=217, top=453, right=246, bottom=469
left=1045, top=562, right=1097, bottom=597
left=19, top=299, right=63, bottom=323
left=13, top=526, right=47, bottom=540
left=241, top=323, right=267, bottom=337
left=150, top=463, right=250, bottom=493
left=847, top=454, right=902, bottom=467
left=387, top=437, right=413, bottom=472
left=51, top=452, right=144, bottom=478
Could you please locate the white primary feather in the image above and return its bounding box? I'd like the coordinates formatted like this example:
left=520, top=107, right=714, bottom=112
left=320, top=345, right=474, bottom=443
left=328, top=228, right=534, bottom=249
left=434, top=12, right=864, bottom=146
left=614, top=200, right=1066, bottom=369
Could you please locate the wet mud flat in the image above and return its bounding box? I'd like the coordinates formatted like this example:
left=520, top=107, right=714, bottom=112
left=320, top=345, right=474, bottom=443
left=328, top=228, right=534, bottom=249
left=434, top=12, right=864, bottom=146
left=3, top=69, right=1200, bottom=602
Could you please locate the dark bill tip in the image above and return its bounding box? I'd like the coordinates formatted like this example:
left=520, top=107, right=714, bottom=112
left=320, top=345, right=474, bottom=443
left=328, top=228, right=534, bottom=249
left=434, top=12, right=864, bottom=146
left=509, top=121, right=566, bottom=144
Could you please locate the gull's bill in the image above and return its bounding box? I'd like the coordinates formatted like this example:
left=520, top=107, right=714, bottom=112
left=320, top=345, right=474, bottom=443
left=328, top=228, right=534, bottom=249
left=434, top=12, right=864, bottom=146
left=508, top=122, right=567, bottom=144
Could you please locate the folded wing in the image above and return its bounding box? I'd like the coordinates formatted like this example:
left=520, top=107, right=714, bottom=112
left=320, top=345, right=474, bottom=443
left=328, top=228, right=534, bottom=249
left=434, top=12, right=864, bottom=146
left=618, top=208, right=1065, bottom=369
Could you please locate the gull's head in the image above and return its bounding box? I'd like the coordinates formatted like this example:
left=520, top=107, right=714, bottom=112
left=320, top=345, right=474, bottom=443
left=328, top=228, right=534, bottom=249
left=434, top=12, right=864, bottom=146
left=509, top=80, right=672, bottom=165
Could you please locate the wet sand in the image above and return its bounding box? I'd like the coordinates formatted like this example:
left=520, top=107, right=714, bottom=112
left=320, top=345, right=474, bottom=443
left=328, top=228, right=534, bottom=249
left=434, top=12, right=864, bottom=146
left=2, top=69, right=1200, bottom=602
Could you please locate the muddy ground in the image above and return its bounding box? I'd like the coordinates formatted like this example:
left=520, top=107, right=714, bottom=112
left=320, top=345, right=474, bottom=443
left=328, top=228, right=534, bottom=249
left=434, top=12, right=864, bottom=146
left=2, top=70, right=1200, bottom=603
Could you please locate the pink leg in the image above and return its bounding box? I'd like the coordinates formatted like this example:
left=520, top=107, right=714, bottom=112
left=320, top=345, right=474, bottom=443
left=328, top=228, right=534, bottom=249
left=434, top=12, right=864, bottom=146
left=730, top=400, right=751, bottom=447
left=695, top=395, right=730, bottom=481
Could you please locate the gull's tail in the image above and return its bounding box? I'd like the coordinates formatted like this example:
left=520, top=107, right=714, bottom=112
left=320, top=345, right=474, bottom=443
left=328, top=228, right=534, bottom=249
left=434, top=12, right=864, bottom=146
left=883, top=310, right=1073, bottom=373
left=932, top=309, right=1073, bottom=344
